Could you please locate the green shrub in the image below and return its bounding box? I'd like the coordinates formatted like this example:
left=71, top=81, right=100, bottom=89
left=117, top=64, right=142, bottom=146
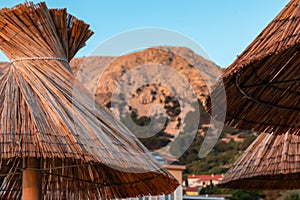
left=229, top=190, right=262, bottom=200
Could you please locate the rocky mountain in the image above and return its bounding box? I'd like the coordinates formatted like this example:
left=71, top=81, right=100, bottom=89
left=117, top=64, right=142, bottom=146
left=70, top=47, right=222, bottom=138
left=71, top=46, right=222, bottom=106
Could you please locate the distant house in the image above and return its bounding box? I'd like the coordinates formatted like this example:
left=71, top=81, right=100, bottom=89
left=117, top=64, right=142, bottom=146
left=185, top=186, right=200, bottom=196
left=188, top=174, right=223, bottom=189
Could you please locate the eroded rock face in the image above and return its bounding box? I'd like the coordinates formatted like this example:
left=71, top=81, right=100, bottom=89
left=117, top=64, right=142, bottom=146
left=97, top=47, right=221, bottom=106
left=68, top=47, right=221, bottom=137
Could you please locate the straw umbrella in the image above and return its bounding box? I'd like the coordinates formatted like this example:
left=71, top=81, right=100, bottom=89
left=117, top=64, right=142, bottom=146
left=206, top=0, right=300, bottom=135
left=0, top=2, right=178, bottom=199
left=205, top=0, right=300, bottom=190
left=219, top=132, right=300, bottom=190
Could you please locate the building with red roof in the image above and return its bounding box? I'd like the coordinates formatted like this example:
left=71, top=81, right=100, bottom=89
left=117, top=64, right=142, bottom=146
left=188, top=174, right=224, bottom=189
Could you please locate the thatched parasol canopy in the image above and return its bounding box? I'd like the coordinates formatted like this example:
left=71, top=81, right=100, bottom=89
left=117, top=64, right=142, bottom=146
left=206, top=0, right=300, bottom=134
left=0, top=2, right=178, bottom=199
left=219, top=132, right=300, bottom=190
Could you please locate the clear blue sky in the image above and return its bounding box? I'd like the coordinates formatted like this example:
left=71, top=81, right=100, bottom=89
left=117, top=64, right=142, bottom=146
left=0, top=0, right=289, bottom=67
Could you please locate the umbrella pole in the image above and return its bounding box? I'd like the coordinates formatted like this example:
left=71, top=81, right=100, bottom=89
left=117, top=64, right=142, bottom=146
left=22, top=158, right=42, bottom=200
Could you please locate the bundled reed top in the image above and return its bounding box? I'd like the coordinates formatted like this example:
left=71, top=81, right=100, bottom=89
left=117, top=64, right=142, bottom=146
left=0, top=2, right=178, bottom=199
left=206, top=0, right=300, bottom=134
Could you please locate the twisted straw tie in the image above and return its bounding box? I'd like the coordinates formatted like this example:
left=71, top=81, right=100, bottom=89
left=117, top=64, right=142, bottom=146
left=11, top=57, right=69, bottom=64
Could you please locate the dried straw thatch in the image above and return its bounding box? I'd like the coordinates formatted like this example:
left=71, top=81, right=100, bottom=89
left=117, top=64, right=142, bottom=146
left=0, top=2, right=178, bottom=199
left=219, top=132, right=300, bottom=190
left=206, top=0, right=300, bottom=134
